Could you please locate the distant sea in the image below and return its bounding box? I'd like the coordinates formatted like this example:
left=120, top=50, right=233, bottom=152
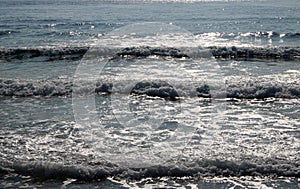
left=0, top=0, right=299, bottom=188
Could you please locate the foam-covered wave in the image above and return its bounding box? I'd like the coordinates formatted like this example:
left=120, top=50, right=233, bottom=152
left=0, top=76, right=299, bottom=99
left=235, top=31, right=300, bottom=39
left=0, top=78, right=73, bottom=97
left=226, top=75, right=300, bottom=99
left=1, top=158, right=299, bottom=181
left=1, top=46, right=300, bottom=61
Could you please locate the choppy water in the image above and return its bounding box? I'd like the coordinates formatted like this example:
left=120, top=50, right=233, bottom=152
left=0, top=0, right=300, bottom=188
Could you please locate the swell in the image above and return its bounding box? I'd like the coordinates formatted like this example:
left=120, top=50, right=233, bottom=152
left=1, top=46, right=300, bottom=61
left=0, top=77, right=299, bottom=99
left=1, top=158, right=299, bottom=181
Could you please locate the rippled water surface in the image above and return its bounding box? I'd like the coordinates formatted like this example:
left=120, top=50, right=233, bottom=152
left=0, top=0, right=300, bottom=188
left=1, top=56, right=299, bottom=188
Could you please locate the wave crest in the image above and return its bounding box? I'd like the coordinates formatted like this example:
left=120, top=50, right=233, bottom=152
left=2, top=158, right=299, bottom=181
left=1, top=46, right=300, bottom=61
left=0, top=76, right=299, bottom=99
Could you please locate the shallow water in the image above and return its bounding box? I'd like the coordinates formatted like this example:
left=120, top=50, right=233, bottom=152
left=0, top=95, right=299, bottom=188
left=1, top=56, right=299, bottom=188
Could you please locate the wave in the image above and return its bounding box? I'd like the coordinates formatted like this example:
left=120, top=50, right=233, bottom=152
left=210, top=46, right=300, bottom=60
left=0, top=77, right=299, bottom=99
left=0, top=47, right=88, bottom=61
left=0, top=78, right=73, bottom=97
left=285, top=32, right=300, bottom=38
left=1, top=158, right=299, bottom=181
left=233, top=31, right=300, bottom=39
left=1, top=46, right=300, bottom=62
left=0, top=30, right=19, bottom=36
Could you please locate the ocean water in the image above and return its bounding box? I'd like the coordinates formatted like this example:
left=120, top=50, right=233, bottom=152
left=0, top=0, right=300, bottom=188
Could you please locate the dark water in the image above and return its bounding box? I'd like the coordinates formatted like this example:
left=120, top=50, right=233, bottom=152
left=0, top=0, right=299, bottom=188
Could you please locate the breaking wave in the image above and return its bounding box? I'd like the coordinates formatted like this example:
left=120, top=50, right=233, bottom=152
left=0, top=47, right=88, bottom=61
left=0, top=76, right=299, bottom=99
left=1, top=158, right=299, bottom=181
left=235, top=31, right=300, bottom=39
left=1, top=46, right=300, bottom=61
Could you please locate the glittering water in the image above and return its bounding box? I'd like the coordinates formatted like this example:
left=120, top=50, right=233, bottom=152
left=0, top=0, right=300, bottom=188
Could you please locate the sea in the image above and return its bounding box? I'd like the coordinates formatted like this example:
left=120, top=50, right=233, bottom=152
left=0, top=0, right=300, bottom=188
